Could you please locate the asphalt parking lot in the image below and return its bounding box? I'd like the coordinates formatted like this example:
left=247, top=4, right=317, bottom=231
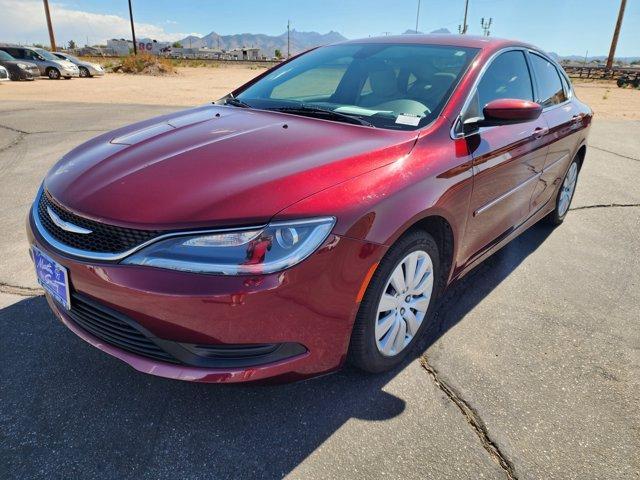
left=0, top=100, right=638, bottom=480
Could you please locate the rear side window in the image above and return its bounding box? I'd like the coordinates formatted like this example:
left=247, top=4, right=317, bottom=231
left=529, top=53, right=567, bottom=107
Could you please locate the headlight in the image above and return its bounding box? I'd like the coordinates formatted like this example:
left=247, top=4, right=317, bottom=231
left=122, top=217, right=335, bottom=275
left=17, top=63, right=28, bottom=69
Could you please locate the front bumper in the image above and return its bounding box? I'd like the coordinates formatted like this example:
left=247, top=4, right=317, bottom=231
left=28, top=213, right=385, bottom=383
left=62, top=68, right=80, bottom=78
left=16, top=66, right=39, bottom=80
left=87, top=65, right=105, bottom=76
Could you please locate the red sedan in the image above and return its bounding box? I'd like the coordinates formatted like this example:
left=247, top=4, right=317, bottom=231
left=27, top=35, right=591, bottom=382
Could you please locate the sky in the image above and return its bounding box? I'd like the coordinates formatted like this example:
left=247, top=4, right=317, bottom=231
left=0, top=0, right=638, bottom=57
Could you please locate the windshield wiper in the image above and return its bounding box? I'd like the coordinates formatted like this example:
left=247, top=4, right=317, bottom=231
left=224, top=96, right=252, bottom=108
left=268, top=105, right=374, bottom=127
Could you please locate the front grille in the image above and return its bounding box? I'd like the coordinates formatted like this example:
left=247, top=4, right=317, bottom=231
left=67, top=293, right=181, bottom=364
left=38, top=190, right=162, bottom=254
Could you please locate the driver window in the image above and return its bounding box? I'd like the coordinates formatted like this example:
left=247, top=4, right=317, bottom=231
left=466, top=50, right=533, bottom=121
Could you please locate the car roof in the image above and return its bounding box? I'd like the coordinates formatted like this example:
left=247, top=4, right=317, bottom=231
left=339, top=34, right=535, bottom=53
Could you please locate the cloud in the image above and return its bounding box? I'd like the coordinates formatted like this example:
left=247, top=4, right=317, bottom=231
left=0, top=0, right=199, bottom=45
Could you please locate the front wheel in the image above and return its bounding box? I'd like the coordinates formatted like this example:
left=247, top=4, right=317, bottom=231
left=546, top=158, right=580, bottom=226
left=47, top=68, right=60, bottom=80
left=349, top=230, right=440, bottom=373
left=79, top=67, right=90, bottom=78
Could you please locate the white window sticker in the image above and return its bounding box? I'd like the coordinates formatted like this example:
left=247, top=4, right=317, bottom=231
left=395, top=114, right=421, bottom=126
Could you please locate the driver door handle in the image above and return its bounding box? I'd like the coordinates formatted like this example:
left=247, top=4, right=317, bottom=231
left=533, top=127, right=548, bottom=139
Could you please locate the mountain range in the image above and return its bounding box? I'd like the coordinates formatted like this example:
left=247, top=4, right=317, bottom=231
left=179, top=30, right=346, bottom=55
left=178, top=30, right=638, bottom=62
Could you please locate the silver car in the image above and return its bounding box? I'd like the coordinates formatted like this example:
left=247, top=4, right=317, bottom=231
left=53, top=52, right=104, bottom=78
left=0, top=46, right=79, bottom=79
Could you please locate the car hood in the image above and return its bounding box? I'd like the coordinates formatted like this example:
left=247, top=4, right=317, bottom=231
left=0, top=60, right=36, bottom=68
left=45, top=105, right=417, bottom=230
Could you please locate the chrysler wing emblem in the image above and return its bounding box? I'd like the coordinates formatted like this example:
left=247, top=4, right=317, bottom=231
left=47, top=206, right=93, bottom=235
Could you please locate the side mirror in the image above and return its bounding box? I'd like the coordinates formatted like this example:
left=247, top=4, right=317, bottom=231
left=462, top=99, right=542, bottom=134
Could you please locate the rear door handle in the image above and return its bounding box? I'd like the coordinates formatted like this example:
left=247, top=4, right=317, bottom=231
left=533, top=127, right=548, bottom=139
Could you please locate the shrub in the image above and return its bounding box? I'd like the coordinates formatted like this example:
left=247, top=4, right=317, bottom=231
left=119, top=53, right=176, bottom=75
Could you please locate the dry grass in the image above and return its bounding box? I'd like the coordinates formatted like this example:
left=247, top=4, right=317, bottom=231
left=118, top=53, right=176, bottom=75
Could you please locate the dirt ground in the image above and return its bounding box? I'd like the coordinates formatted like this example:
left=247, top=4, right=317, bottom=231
left=0, top=66, right=638, bottom=120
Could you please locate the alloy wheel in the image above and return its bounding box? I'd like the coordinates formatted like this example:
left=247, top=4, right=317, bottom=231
left=558, top=162, right=578, bottom=217
left=375, top=250, right=434, bottom=357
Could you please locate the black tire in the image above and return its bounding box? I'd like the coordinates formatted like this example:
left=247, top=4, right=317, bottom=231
left=9, top=71, right=18, bottom=81
left=546, top=157, right=580, bottom=226
left=79, top=67, right=90, bottom=78
left=348, top=230, right=441, bottom=373
left=616, top=78, right=625, bottom=88
left=47, top=68, right=60, bottom=80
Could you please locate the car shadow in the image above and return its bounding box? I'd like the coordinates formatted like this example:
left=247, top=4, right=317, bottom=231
left=0, top=222, right=555, bottom=479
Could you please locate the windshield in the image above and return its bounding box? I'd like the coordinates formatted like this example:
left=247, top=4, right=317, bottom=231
left=0, top=50, right=15, bottom=61
left=34, top=48, right=60, bottom=61
left=236, top=43, right=478, bottom=130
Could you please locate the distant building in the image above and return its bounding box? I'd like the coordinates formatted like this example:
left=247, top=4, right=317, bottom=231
left=225, top=48, right=261, bottom=61
left=106, top=39, right=132, bottom=56
left=106, top=38, right=171, bottom=56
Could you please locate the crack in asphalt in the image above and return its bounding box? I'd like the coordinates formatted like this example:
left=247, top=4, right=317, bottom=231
left=0, top=123, right=107, bottom=136
left=0, top=124, right=107, bottom=155
left=0, top=131, right=26, bottom=154
left=420, top=356, right=518, bottom=480
left=0, top=282, right=42, bottom=297
left=589, top=145, right=640, bottom=163
left=570, top=203, right=640, bottom=211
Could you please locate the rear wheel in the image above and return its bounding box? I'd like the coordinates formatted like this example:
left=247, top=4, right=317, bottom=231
left=546, top=158, right=580, bottom=226
left=46, top=68, right=60, bottom=80
left=349, top=230, right=440, bottom=373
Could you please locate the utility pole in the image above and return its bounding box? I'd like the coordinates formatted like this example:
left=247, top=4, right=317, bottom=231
left=42, top=0, right=57, bottom=51
left=287, top=20, right=291, bottom=58
left=461, top=0, right=470, bottom=34
left=415, top=0, right=421, bottom=33
left=606, top=0, right=626, bottom=70
left=128, top=0, right=138, bottom=55
left=480, top=17, right=492, bottom=36
left=583, top=49, right=589, bottom=67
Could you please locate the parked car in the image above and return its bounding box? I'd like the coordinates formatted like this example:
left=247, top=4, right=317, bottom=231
left=0, top=46, right=79, bottom=79
left=0, top=49, right=39, bottom=80
left=27, top=35, right=591, bottom=383
left=0, top=65, right=9, bottom=82
left=52, top=52, right=104, bottom=77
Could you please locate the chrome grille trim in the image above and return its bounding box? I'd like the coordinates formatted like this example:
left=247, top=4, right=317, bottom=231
left=31, top=185, right=267, bottom=262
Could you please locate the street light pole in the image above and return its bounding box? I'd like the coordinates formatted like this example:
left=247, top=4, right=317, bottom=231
left=128, top=0, right=138, bottom=55
left=606, top=0, right=626, bottom=70
left=42, top=0, right=57, bottom=51
left=415, top=0, right=421, bottom=33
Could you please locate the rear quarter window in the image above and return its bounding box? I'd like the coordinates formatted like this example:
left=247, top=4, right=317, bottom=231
left=529, top=53, right=567, bottom=107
